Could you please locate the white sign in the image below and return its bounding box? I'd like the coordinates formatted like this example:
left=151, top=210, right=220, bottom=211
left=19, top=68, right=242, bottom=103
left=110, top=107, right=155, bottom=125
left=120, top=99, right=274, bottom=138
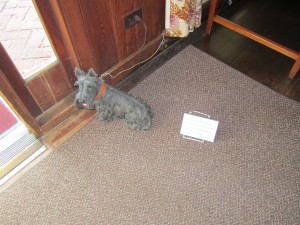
left=180, top=113, right=219, bottom=142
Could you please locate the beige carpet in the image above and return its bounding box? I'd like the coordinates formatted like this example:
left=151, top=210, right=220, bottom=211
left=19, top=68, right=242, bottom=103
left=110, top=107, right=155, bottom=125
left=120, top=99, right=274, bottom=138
left=1, top=46, right=299, bottom=224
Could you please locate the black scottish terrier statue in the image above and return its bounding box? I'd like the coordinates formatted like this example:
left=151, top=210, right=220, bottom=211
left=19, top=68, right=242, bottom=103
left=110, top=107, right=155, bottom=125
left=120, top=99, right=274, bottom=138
left=74, top=67, right=153, bottom=131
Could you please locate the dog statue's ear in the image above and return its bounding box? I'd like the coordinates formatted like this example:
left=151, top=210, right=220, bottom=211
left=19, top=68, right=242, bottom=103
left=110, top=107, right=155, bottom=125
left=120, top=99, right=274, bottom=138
left=88, top=68, right=98, bottom=78
left=74, top=67, right=83, bottom=78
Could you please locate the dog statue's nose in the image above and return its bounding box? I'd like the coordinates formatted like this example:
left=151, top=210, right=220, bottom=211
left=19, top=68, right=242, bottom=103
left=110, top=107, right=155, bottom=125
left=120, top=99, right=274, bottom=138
left=75, top=99, right=85, bottom=109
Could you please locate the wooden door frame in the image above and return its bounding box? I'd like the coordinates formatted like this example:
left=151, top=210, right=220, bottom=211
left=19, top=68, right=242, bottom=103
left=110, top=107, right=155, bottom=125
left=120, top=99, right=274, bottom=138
left=0, top=69, right=42, bottom=137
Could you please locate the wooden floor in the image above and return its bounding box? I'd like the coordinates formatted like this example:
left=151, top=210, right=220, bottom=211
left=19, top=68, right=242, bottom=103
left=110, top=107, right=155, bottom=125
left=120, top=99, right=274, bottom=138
left=193, top=0, right=300, bottom=102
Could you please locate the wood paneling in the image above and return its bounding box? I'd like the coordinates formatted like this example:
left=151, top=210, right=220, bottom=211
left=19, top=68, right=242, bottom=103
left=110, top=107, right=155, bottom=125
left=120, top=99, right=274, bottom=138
left=79, top=0, right=119, bottom=72
left=109, top=0, right=140, bottom=60
left=109, top=0, right=165, bottom=61
left=57, top=0, right=96, bottom=71
left=102, top=35, right=164, bottom=85
left=43, top=63, right=73, bottom=102
left=139, top=0, right=165, bottom=42
left=26, top=62, right=73, bottom=111
left=27, top=76, right=55, bottom=111
left=57, top=0, right=164, bottom=76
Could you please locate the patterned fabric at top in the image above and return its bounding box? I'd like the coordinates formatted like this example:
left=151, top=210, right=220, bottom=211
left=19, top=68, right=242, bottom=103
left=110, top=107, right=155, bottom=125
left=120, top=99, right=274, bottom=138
left=165, top=0, right=202, bottom=37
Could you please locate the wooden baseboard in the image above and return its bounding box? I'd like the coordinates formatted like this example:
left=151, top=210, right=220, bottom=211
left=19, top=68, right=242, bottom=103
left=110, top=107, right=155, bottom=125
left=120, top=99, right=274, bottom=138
left=36, top=92, right=77, bottom=133
left=40, top=108, right=95, bottom=149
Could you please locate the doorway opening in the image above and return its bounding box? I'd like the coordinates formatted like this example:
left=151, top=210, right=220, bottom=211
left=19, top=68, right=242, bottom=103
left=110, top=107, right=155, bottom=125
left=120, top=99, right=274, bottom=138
left=0, top=0, right=57, bottom=80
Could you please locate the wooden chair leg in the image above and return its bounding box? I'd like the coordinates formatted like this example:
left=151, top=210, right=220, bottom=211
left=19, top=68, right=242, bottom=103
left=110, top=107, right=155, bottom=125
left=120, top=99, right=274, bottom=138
left=206, top=0, right=219, bottom=35
left=289, top=55, right=300, bottom=79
